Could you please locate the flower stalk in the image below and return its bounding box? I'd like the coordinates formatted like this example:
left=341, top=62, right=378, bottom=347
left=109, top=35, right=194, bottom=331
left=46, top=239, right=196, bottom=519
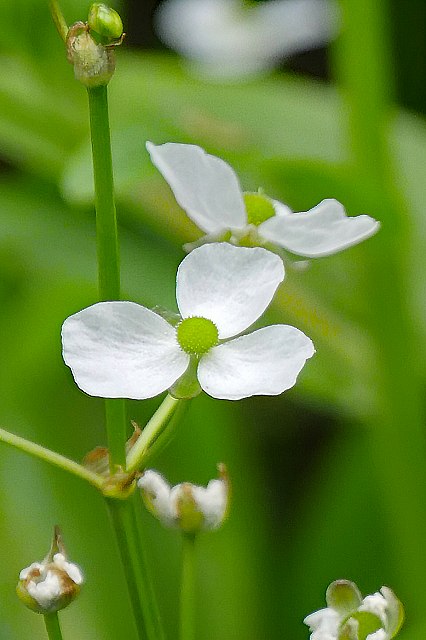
left=87, top=81, right=127, bottom=473
left=180, top=533, right=197, bottom=640
left=44, top=613, right=63, bottom=640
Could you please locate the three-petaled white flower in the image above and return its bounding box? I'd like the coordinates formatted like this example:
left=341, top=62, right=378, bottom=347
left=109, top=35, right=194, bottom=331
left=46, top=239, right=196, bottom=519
left=304, top=580, right=404, bottom=640
left=62, top=243, right=314, bottom=401
left=147, top=142, right=380, bottom=258
left=155, top=0, right=339, bottom=80
left=138, top=464, right=229, bottom=533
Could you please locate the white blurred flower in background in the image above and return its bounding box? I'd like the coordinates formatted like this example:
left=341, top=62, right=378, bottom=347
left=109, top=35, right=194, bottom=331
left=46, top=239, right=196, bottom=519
left=155, top=0, right=339, bottom=80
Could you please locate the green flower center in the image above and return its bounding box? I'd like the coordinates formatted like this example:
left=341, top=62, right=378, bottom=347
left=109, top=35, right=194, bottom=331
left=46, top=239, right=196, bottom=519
left=176, top=317, right=219, bottom=356
left=243, top=192, right=275, bottom=226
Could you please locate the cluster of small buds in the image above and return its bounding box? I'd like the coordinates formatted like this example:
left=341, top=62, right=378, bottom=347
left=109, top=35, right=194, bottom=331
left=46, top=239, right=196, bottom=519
left=138, top=464, right=230, bottom=535
left=16, top=527, right=83, bottom=614
left=304, top=579, right=404, bottom=640
left=66, top=3, right=124, bottom=87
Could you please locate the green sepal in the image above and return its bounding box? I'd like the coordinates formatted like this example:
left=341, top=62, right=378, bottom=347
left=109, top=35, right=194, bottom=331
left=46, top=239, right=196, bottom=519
left=342, top=611, right=382, bottom=640
left=88, top=3, right=123, bottom=44
left=326, top=580, right=363, bottom=617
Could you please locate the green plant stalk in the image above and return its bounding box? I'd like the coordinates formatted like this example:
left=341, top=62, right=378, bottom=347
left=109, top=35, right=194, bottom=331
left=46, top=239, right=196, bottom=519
left=49, top=0, right=68, bottom=42
left=335, top=0, right=426, bottom=613
left=87, top=84, right=127, bottom=472
left=130, top=495, right=167, bottom=640
left=0, top=426, right=103, bottom=490
left=44, top=613, right=63, bottom=640
left=107, top=498, right=160, bottom=640
left=180, top=533, right=196, bottom=640
left=126, top=394, right=183, bottom=472
left=136, top=399, right=190, bottom=469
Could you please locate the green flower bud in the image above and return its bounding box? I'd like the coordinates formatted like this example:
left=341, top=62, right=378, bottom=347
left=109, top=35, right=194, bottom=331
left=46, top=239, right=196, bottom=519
left=16, top=527, right=83, bottom=614
left=88, top=3, right=123, bottom=44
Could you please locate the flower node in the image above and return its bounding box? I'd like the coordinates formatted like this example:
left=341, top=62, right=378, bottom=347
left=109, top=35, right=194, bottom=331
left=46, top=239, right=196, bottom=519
left=176, top=316, right=219, bottom=356
left=243, top=192, right=276, bottom=226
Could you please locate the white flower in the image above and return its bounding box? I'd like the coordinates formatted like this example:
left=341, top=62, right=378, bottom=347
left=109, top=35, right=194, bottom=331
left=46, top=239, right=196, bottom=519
left=147, top=142, right=380, bottom=258
left=155, top=0, right=339, bottom=80
left=138, top=464, right=229, bottom=533
left=304, top=580, right=404, bottom=640
left=17, top=542, right=83, bottom=614
left=62, top=243, right=314, bottom=401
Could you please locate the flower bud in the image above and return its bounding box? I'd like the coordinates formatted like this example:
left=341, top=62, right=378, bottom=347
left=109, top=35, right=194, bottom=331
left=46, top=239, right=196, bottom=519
left=16, top=527, right=83, bottom=614
left=66, top=22, right=116, bottom=87
left=88, top=3, right=124, bottom=44
left=304, top=580, right=404, bottom=640
left=138, top=463, right=230, bottom=534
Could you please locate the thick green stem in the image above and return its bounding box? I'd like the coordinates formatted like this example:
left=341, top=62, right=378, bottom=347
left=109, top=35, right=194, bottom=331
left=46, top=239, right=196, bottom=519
left=126, top=395, right=183, bottom=473
left=0, top=426, right=103, bottom=490
left=44, top=613, right=63, bottom=640
left=106, top=498, right=166, bottom=640
left=130, top=495, right=167, bottom=640
left=180, top=534, right=196, bottom=640
left=106, top=499, right=150, bottom=640
left=87, top=84, right=127, bottom=472
left=335, top=0, right=426, bottom=614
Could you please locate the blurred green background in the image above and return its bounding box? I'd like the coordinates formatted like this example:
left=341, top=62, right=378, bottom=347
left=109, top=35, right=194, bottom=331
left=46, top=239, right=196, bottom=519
left=0, top=0, right=426, bottom=638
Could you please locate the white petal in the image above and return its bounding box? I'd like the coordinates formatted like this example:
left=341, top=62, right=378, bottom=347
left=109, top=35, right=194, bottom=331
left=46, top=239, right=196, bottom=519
left=198, top=325, right=314, bottom=400
left=176, top=243, right=284, bottom=339
left=156, top=0, right=338, bottom=80
left=303, top=607, right=340, bottom=640
left=191, top=479, right=228, bottom=529
left=138, top=470, right=176, bottom=526
left=62, top=301, right=189, bottom=400
left=147, top=141, right=246, bottom=233
left=259, top=199, right=380, bottom=257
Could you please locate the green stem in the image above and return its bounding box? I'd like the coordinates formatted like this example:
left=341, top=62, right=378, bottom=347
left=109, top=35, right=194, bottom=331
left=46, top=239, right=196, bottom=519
left=87, top=84, right=127, bottom=472
left=126, top=395, right=182, bottom=473
left=106, top=498, right=166, bottom=640
left=130, top=495, right=167, bottom=640
left=0, top=427, right=103, bottom=490
left=137, top=399, right=190, bottom=469
left=44, top=613, right=63, bottom=640
left=335, top=0, right=426, bottom=615
left=49, top=0, right=68, bottom=43
left=180, top=533, right=196, bottom=640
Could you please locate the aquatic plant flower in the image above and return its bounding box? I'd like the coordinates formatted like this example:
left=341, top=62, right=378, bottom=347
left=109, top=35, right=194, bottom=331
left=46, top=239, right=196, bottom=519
left=155, top=0, right=339, bottom=80
left=138, top=464, right=229, bottom=533
left=304, top=580, right=404, bottom=640
left=62, top=243, right=314, bottom=401
left=147, top=141, right=380, bottom=258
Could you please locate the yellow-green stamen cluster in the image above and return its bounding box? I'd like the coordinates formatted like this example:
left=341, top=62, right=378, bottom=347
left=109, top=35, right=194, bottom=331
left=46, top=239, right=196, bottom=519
left=177, top=317, right=219, bottom=356
left=243, top=192, right=275, bottom=226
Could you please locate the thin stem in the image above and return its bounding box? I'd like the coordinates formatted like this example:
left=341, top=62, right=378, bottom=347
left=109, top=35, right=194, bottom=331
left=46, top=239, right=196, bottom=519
left=126, top=395, right=182, bottom=473
left=106, top=498, right=164, bottom=640
left=130, top=495, right=167, bottom=640
left=87, top=84, right=127, bottom=472
left=0, top=427, right=103, bottom=490
left=44, top=613, right=63, bottom=640
left=49, top=0, right=68, bottom=43
left=138, top=399, right=190, bottom=469
left=334, top=0, right=426, bottom=615
left=180, top=534, right=197, bottom=640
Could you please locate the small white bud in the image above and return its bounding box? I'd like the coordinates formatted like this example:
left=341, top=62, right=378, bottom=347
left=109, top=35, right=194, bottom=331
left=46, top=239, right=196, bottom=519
left=16, top=528, right=83, bottom=614
left=138, top=463, right=230, bottom=534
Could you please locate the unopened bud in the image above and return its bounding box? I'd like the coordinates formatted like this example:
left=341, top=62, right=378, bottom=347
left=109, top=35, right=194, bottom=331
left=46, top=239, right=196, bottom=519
left=138, top=463, right=230, bottom=534
left=88, top=3, right=124, bottom=44
left=16, top=527, right=83, bottom=614
left=66, top=22, right=116, bottom=87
